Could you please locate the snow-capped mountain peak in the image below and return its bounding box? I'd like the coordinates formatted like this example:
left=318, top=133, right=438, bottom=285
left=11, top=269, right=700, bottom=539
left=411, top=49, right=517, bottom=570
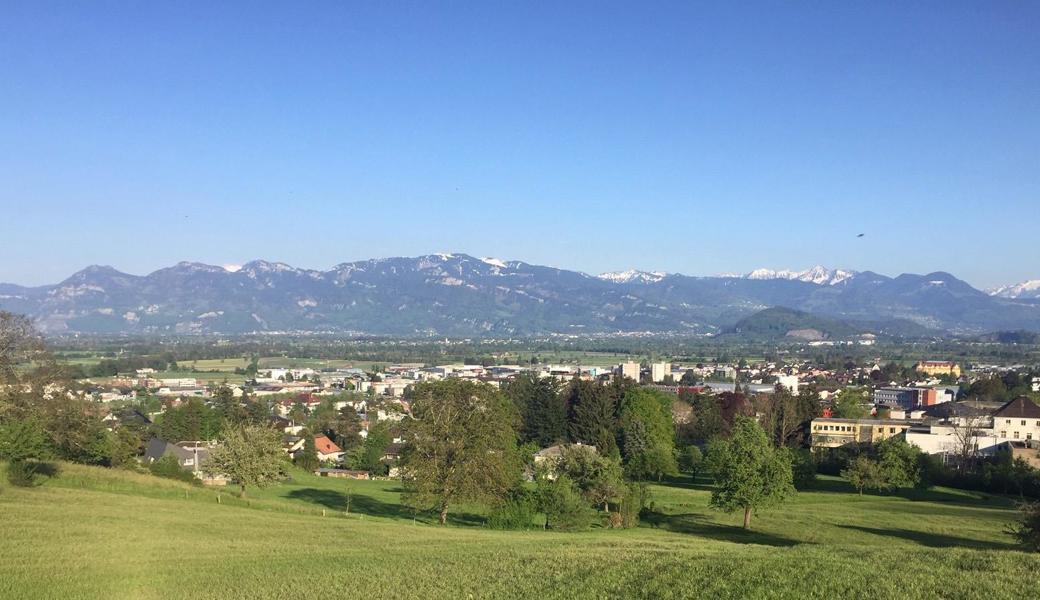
left=744, top=266, right=856, bottom=286
left=989, top=280, right=1040, bottom=299
left=597, top=270, right=667, bottom=284
left=480, top=257, right=509, bottom=268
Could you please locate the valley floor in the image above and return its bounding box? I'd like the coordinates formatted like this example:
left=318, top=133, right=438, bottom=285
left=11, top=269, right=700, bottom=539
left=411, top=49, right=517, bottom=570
left=1, top=464, right=1038, bottom=599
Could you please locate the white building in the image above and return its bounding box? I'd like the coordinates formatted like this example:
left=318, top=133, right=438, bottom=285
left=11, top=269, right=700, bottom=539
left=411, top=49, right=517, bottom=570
left=650, top=362, right=670, bottom=383
left=991, top=397, right=1040, bottom=441
left=618, top=362, right=640, bottom=381
left=905, top=397, right=1040, bottom=459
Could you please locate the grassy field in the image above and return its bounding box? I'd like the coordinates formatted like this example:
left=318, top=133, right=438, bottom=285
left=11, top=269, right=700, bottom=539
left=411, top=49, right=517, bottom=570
left=1, top=463, right=1038, bottom=599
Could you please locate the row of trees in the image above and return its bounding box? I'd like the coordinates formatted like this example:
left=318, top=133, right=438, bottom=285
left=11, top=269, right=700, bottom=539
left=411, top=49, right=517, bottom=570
left=399, top=378, right=808, bottom=530
left=398, top=379, right=654, bottom=528
left=505, top=374, right=679, bottom=481
left=839, top=437, right=922, bottom=494
left=0, top=312, right=146, bottom=484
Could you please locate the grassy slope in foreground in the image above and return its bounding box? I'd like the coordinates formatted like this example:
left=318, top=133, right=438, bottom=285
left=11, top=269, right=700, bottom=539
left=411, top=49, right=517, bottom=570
left=1, top=463, right=1039, bottom=599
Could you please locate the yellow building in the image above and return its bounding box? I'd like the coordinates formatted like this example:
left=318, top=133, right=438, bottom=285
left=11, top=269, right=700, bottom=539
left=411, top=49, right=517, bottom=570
left=914, top=361, right=961, bottom=378
left=810, top=418, right=913, bottom=451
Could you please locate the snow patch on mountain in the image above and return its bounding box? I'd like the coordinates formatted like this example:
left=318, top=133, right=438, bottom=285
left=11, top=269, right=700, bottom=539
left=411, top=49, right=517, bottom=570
left=744, top=266, right=856, bottom=286
left=481, top=257, right=509, bottom=269
left=172, top=261, right=225, bottom=273
left=990, top=280, right=1040, bottom=299
left=598, top=270, right=667, bottom=284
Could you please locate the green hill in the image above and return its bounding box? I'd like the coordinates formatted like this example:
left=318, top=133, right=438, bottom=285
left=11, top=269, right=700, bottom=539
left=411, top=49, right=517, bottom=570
left=729, top=307, right=864, bottom=340
left=0, top=462, right=1036, bottom=599
left=0, top=461, right=1035, bottom=594
left=728, top=306, right=935, bottom=340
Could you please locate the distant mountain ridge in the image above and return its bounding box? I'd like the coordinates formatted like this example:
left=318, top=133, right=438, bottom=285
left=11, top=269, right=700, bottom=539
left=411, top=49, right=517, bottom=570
left=597, top=270, right=668, bottom=284
left=990, top=280, right=1040, bottom=299
left=2, top=254, right=1040, bottom=336
left=740, top=266, right=857, bottom=286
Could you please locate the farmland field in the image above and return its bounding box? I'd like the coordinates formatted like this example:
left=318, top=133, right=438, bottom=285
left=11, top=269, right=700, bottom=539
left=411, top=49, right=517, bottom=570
left=1, top=463, right=1038, bottom=599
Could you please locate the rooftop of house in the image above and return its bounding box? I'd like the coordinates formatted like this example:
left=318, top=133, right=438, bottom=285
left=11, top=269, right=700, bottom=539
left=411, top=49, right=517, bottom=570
left=314, top=435, right=342, bottom=454
left=922, top=402, right=991, bottom=419
left=993, top=396, right=1040, bottom=420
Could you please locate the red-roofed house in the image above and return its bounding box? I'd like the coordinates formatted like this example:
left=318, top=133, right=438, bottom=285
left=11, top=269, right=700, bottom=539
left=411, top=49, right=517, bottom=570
left=314, top=435, right=343, bottom=463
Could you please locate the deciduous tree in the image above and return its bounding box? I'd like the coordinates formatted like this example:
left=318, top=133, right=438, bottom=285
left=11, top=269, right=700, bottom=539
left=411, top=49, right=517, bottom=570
left=619, top=388, right=678, bottom=480
left=400, top=380, right=520, bottom=525
left=831, top=389, right=869, bottom=419
left=555, top=445, right=626, bottom=512
left=877, top=437, right=921, bottom=489
left=207, top=424, right=288, bottom=498
left=706, top=416, right=794, bottom=529
left=841, top=455, right=883, bottom=495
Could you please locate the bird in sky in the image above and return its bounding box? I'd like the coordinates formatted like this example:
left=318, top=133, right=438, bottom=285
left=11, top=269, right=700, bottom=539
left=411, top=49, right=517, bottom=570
left=857, top=233, right=865, bottom=238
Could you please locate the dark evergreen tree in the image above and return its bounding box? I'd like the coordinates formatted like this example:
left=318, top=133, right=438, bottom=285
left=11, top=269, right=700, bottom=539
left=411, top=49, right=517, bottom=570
left=504, top=373, right=565, bottom=447
left=564, top=379, right=619, bottom=456
left=331, top=404, right=364, bottom=450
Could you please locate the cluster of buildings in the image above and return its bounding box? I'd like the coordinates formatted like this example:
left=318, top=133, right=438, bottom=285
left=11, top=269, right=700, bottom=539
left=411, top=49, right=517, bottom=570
left=809, top=357, right=1040, bottom=467
left=811, top=396, right=1040, bottom=467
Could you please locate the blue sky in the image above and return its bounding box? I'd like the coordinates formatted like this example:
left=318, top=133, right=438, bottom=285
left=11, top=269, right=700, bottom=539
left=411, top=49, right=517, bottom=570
left=1, top=2, right=1037, bottom=289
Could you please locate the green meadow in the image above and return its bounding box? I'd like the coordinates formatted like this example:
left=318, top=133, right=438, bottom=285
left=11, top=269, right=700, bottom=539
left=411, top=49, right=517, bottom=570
left=1, top=463, right=1038, bottom=599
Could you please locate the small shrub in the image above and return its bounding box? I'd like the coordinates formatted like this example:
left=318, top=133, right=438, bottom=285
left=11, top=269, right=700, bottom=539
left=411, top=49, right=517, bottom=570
left=7, top=460, right=41, bottom=487
left=537, top=475, right=595, bottom=531
left=618, top=482, right=648, bottom=528
left=842, top=455, right=884, bottom=495
left=1008, top=502, right=1040, bottom=552
left=148, top=455, right=199, bottom=485
left=486, top=493, right=536, bottom=530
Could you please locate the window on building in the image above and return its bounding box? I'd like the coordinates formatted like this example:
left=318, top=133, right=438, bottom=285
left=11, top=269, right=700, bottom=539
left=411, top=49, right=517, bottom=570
left=1023, top=420, right=1027, bottom=426
left=1000, top=431, right=1007, bottom=437
left=889, top=428, right=895, bottom=433
left=1007, top=419, right=1012, bottom=424
left=1028, top=434, right=1033, bottom=441
left=1014, top=432, right=1020, bottom=439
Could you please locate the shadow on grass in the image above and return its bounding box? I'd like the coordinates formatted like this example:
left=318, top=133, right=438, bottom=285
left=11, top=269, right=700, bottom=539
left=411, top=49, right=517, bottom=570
left=806, top=478, right=1015, bottom=508
left=838, top=525, right=1015, bottom=550
left=641, top=510, right=801, bottom=547
left=286, top=487, right=484, bottom=526
left=33, top=462, right=61, bottom=478
left=651, top=475, right=714, bottom=493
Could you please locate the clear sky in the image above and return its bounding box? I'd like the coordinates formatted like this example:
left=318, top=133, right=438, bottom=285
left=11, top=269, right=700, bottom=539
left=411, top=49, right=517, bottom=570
left=1, top=2, right=1037, bottom=289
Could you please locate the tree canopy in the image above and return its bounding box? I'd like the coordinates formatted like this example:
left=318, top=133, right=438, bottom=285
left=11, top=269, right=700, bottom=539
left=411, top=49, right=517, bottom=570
left=707, top=416, right=794, bottom=529
left=400, top=380, right=520, bottom=525
left=504, top=373, right=565, bottom=447
left=619, top=388, right=678, bottom=480
left=830, top=389, right=869, bottom=419
left=207, top=424, right=288, bottom=497
left=564, top=379, right=619, bottom=456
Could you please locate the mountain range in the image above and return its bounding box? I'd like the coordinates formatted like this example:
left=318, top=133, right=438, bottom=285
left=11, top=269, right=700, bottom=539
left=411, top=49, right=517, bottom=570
left=1, top=254, right=1039, bottom=336
left=989, top=280, right=1040, bottom=300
